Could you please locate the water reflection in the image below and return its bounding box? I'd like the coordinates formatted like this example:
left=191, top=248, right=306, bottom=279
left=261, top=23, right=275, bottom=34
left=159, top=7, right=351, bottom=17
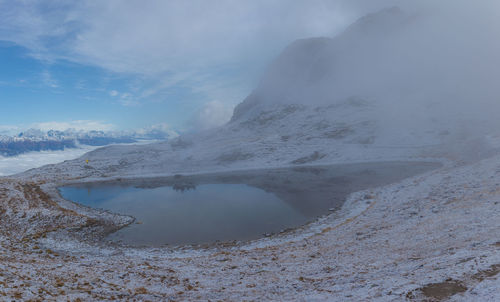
left=59, top=161, right=440, bottom=246
left=172, top=183, right=196, bottom=192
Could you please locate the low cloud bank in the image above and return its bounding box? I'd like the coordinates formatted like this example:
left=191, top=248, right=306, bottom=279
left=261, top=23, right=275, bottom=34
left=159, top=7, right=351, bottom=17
left=0, top=146, right=98, bottom=176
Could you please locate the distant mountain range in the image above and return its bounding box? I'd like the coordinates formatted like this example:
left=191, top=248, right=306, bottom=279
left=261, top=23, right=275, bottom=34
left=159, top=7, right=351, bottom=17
left=0, top=126, right=176, bottom=157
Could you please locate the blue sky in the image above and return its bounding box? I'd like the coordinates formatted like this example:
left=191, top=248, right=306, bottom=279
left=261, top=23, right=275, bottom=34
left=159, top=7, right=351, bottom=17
left=0, top=41, right=240, bottom=131
left=0, top=0, right=382, bottom=134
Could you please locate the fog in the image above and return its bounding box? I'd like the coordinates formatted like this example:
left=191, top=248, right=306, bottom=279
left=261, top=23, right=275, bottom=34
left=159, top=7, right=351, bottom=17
left=0, top=146, right=99, bottom=176
left=248, top=1, right=500, bottom=150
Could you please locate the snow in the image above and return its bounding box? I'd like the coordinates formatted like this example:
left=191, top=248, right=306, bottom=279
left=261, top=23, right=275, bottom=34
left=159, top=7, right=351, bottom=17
left=2, top=151, right=500, bottom=300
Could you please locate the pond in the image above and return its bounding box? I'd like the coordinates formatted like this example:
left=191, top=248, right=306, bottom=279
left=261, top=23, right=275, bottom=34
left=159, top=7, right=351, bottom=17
left=59, top=161, right=440, bottom=246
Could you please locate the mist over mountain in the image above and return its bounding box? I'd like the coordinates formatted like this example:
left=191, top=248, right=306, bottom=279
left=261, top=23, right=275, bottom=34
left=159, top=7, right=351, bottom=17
left=229, top=5, right=500, bottom=160
left=34, top=4, right=500, bottom=180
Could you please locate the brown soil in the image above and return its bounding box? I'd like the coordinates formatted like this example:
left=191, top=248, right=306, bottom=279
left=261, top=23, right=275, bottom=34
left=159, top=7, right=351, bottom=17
left=420, top=279, right=467, bottom=300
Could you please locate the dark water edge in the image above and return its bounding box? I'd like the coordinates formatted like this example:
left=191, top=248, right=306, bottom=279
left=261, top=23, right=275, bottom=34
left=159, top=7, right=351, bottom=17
left=59, top=161, right=441, bottom=247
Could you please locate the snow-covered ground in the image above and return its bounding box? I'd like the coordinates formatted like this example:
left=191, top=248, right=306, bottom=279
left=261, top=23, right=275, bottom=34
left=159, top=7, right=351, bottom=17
left=1, top=143, right=500, bottom=301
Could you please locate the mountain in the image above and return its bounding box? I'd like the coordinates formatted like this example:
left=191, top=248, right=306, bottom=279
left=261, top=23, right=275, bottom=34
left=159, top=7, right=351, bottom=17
left=0, top=125, right=176, bottom=157
left=21, top=7, right=500, bottom=180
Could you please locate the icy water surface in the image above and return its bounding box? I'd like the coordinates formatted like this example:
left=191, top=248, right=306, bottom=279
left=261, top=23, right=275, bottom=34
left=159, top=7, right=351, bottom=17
left=59, top=161, right=440, bottom=246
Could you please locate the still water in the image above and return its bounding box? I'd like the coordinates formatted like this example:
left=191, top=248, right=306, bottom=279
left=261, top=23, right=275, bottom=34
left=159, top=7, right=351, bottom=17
left=59, top=161, right=440, bottom=246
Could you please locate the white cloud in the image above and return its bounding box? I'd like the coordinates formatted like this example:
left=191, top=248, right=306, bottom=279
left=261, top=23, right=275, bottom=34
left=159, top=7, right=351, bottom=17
left=7, top=1, right=483, bottom=115
left=135, top=123, right=179, bottom=138
left=32, top=120, right=115, bottom=132
left=74, top=79, right=86, bottom=89
left=0, top=125, right=21, bottom=136
left=118, top=92, right=140, bottom=107
left=41, top=70, right=58, bottom=88
left=189, top=100, right=234, bottom=130
left=0, top=1, right=355, bottom=108
left=62, top=1, right=351, bottom=75
left=0, top=146, right=99, bottom=176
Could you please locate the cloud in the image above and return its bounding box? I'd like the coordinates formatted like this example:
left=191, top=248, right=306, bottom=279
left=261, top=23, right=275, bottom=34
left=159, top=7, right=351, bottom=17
left=41, top=70, right=58, bottom=88
left=0, top=1, right=356, bottom=109
left=249, top=0, right=500, bottom=146
left=52, top=1, right=352, bottom=75
left=0, top=146, right=99, bottom=176
left=135, top=123, right=179, bottom=138
left=0, top=125, right=21, bottom=136
left=118, top=92, right=140, bottom=107
left=32, top=120, right=115, bottom=132
left=8, top=0, right=491, bottom=127
left=74, top=79, right=86, bottom=89
left=189, top=100, right=234, bottom=131
left=0, top=1, right=353, bottom=74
